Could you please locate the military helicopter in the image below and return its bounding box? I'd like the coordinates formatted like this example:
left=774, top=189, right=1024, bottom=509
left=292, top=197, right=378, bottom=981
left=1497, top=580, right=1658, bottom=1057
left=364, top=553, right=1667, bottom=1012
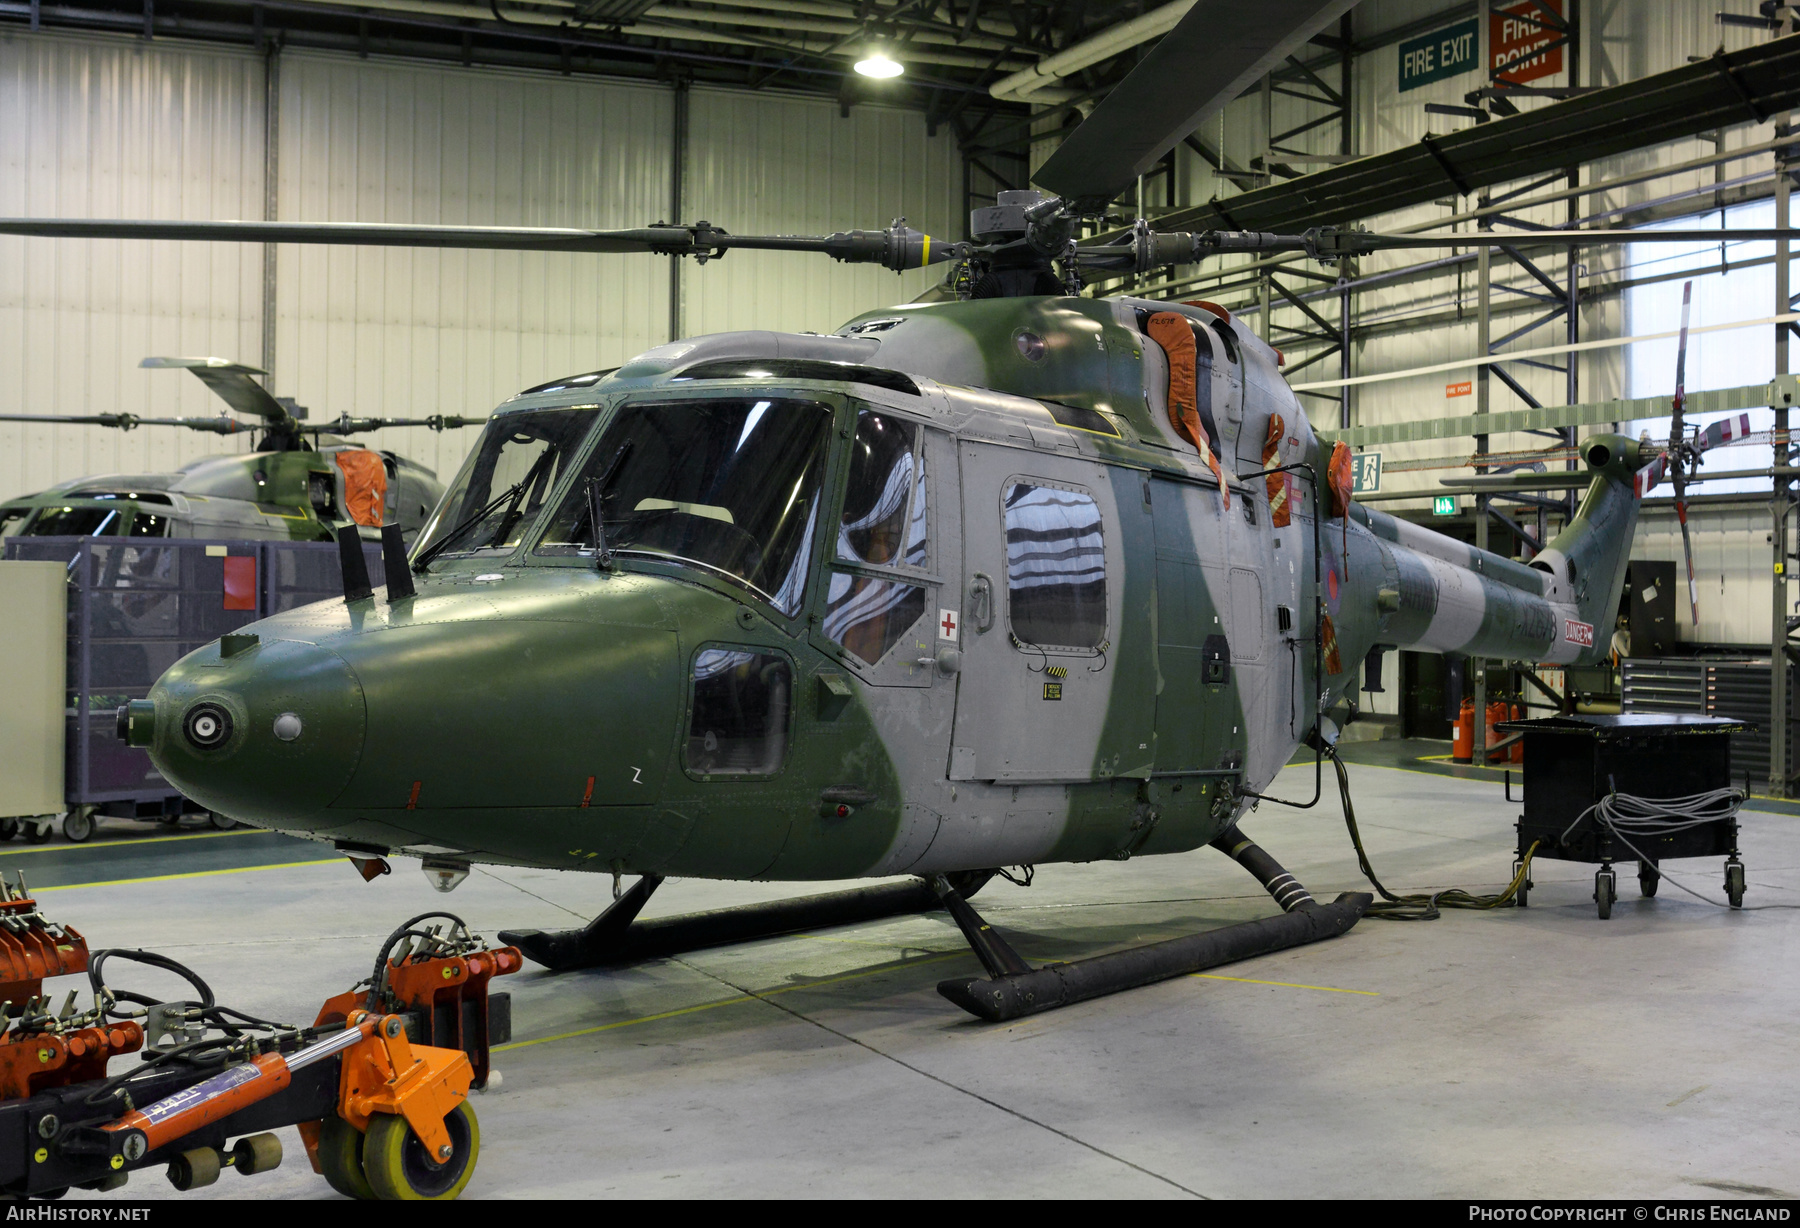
left=0, top=357, right=479, bottom=545
left=9, top=0, right=1783, bottom=1026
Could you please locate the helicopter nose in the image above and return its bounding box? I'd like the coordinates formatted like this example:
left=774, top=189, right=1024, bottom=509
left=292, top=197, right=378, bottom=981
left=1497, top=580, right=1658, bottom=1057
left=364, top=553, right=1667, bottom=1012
left=146, top=637, right=366, bottom=832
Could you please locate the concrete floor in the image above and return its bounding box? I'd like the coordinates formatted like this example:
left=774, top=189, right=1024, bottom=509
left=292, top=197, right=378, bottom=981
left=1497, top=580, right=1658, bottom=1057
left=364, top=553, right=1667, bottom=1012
left=28, top=744, right=1800, bottom=1200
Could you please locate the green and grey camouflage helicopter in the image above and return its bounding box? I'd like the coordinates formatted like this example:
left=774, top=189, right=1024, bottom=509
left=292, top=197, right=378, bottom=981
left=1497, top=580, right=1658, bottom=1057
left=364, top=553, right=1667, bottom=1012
left=9, top=0, right=1784, bottom=1025
left=0, top=357, right=478, bottom=545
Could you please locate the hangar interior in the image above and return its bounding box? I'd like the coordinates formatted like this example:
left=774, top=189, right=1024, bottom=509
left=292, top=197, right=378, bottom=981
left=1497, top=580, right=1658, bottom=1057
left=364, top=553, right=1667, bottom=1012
left=0, top=0, right=1797, bottom=1202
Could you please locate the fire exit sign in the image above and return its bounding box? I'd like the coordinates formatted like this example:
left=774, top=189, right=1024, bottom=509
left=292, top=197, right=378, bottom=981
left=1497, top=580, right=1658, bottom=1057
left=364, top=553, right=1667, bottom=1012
left=1434, top=495, right=1459, bottom=516
left=1351, top=451, right=1382, bottom=494
left=1399, top=17, right=1478, bottom=92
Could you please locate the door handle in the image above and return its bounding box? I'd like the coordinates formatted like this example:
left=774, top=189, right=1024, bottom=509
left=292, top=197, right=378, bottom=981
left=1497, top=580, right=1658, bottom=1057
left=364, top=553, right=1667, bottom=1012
left=969, top=572, right=995, bottom=633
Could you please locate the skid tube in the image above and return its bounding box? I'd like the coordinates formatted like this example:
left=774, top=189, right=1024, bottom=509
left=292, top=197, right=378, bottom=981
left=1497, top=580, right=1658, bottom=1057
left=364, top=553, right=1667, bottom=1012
left=934, top=826, right=1371, bottom=1022
left=499, top=871, right=993, bottom=972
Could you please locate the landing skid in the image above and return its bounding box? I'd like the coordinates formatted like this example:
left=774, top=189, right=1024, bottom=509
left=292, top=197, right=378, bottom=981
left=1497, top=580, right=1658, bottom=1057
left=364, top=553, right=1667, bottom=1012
left=933, top=825, right=1371, bottom=1022
left=498, top=871, right=994, bottom=972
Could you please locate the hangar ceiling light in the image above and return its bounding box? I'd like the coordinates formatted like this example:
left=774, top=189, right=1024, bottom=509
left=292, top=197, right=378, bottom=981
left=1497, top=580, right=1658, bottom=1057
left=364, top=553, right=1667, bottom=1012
left=853, top=47, right=904, bottom=78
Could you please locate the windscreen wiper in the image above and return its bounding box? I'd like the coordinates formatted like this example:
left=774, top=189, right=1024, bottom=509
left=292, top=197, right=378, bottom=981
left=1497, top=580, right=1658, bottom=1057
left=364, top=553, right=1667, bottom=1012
left=413, top=481, right=524, bottom=572
left=588, top=440, right=634, bottom=570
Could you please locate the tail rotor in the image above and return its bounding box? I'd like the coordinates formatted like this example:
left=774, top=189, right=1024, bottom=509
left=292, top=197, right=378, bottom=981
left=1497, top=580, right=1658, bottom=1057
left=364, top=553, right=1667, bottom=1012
left=1669, top=281, right=1700, bottom=627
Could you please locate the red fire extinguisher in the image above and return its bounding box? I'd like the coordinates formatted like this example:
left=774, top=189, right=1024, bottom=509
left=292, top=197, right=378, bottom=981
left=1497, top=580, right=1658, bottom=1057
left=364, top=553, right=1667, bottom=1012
left=1453, top=698, right=1475, bottom=763
left=1485, top=701, right=1507, bottom=762
left=1510, top=703, right=1525, bottom=764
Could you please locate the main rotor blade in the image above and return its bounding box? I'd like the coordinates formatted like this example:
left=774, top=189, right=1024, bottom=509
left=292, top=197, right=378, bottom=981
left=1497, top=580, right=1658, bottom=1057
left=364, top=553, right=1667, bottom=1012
left=0, top=411, right=250, bottom=434
left=141, top=357, right=292, bottom=425
left=0, top=218, right=699, bottom=253
left=0, top=219, right=952, bottom=271
left=1033, top=0, right=1359, bottom=208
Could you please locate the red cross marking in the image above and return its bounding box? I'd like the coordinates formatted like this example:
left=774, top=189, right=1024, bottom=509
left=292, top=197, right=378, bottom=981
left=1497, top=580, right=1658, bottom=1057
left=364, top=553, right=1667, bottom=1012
left=941, top=611, right=957, bottom=637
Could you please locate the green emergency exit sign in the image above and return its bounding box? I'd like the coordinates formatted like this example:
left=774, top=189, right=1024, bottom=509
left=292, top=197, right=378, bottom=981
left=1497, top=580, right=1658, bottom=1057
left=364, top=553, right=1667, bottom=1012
left=1434, top=494, right=1459, bottom=516
left=1399, top=17, right=1479, bottom=92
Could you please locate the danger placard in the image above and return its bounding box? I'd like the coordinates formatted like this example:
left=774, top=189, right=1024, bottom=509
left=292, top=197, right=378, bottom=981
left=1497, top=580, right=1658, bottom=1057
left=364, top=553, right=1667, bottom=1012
left=1564, top=619, right=1594, bottom=647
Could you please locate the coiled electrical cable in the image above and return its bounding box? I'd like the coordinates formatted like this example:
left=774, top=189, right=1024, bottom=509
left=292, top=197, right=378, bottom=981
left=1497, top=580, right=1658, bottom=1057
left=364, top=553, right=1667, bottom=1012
left=1563, top=786, right=1744, bottom=843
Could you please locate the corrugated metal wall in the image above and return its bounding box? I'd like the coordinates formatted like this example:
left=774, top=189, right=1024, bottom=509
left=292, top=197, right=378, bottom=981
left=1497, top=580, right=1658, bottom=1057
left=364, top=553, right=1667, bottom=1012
left=273, top=54, right=674, bottom=478
left=683, top=86, right=961, bottom=339
left=0, top=30, right=961, bottom=491
left=0, top=34, right=266, bottom=494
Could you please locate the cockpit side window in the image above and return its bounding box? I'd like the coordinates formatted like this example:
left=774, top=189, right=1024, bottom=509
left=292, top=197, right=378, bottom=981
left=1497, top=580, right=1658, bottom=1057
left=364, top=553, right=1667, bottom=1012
left=1003, top=481, right=1106, bottom=652
left=128, top=510, right=169, bottom=537
left=822, top=409, right=931, bottom=667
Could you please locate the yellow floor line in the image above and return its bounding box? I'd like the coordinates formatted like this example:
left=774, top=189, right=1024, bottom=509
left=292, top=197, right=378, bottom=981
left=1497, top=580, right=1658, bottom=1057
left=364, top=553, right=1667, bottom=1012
left=495, top=952, right=966, bottom=1053
left=1191, top=972, right=1378, bottom=996
left=0, top=828, right=272, bottom=856
left=34, top=858, right=339, bottom=892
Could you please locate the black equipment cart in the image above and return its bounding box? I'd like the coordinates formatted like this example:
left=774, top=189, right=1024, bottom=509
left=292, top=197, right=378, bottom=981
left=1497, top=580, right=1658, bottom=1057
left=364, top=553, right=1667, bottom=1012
left=1497, top=714, right=1752, bottom=919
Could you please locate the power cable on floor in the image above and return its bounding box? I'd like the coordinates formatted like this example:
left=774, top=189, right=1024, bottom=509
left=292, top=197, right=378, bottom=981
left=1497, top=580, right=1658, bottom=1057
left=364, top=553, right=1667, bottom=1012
left=1328, top=748, right=1536, bottom=921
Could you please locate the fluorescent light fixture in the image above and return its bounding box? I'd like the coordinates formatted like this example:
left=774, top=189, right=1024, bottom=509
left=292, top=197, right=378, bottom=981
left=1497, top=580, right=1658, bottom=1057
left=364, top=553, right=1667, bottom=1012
left=854, top=50, right=904, bottom=78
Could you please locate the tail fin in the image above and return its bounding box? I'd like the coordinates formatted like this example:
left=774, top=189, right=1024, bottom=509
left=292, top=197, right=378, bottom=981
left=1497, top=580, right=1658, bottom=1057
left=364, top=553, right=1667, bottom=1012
left=1528, top=433, right=1647, bottom=665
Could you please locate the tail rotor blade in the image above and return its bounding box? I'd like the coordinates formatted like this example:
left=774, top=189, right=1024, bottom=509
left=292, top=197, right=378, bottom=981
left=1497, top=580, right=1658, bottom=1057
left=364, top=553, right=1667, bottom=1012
left=1676, top=493, right=1701, bottom=627
left=1668, top=280, right=1693, bottom=458
left=1697, top=412, right=1753, bottom=453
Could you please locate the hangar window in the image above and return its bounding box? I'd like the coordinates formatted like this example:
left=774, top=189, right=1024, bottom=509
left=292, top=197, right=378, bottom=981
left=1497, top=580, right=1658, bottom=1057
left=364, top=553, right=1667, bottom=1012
left=1003, top=482, right=1106, bottom=651
left=686, top=646, right=791, bottom=777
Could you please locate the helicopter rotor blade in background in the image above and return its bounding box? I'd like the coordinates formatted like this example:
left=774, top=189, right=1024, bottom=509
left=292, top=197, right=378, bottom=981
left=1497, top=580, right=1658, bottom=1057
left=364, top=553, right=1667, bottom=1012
left=1032, top=0, right=1359, bottom=209
left=1668, top=280, right=1701, bottom=628
left=140, top=357, right=293, bottom=425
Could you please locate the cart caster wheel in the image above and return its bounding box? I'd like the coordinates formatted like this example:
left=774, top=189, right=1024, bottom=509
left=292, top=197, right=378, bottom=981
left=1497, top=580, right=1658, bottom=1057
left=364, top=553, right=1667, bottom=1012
left=25, top=822, right=54, bottom=845
left=317, top=1116, right=378, bottom=1201
left=62, top=810, right=94, bottom=844
left=1638, top=859, right=1659, bottom=898
left=1725, top=861, right=1746, bottom=909
left=0, top=820, right=17, bottom=841
left=166, top=1146, right=222, bottom=1191
left=208, top=812, right=238, bottom=831
left=363, top=1101, right=480, bottom=1201
left=1594, top=868, right=1615, bottom=920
